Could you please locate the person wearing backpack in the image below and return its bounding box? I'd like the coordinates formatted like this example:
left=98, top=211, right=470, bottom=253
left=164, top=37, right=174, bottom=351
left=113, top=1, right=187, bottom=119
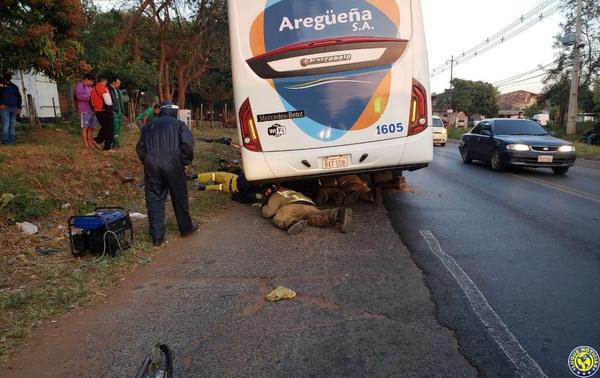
left=74, top=73, right=97, bottom=148
left=90, top=74, right=114, bottom=151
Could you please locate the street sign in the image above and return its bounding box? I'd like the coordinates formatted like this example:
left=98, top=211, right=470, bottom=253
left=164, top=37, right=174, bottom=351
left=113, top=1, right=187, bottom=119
left=447, top=109, right=454, bottom=114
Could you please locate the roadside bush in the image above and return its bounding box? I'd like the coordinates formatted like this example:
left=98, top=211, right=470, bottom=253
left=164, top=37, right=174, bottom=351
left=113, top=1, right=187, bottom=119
left=544, top=121, right=594, bottom=141
left=447, top=127, right=468, bottom=140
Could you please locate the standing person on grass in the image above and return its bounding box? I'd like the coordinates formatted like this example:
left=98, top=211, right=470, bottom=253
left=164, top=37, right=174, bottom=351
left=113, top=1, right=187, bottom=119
left=108, top=77, right=125, bottom=148
left=0, top=71, right=22, bottom=146
left=90, top=74, right=114, bottom=151
left=136, top=101, right=197, bottom=247
left=74, top=73, right=97, bottom=148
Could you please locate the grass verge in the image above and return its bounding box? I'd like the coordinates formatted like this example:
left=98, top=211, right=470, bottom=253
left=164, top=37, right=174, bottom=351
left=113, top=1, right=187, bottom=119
left=0, top=120, right=239, bottom=361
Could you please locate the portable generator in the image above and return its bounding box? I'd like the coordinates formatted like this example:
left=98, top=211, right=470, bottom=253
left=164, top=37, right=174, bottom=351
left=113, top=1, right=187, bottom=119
left=69, top=207, right=133, bottom=257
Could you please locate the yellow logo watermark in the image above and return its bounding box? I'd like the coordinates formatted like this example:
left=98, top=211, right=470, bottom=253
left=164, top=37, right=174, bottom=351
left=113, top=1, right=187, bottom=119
left=569, top=346, right=599, bottom=377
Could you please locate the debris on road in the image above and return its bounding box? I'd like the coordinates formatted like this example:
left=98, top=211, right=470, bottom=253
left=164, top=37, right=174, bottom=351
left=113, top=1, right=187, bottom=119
left=266, top=286, right=297, bottom=302
left=17, top=222, right=39, bottom=236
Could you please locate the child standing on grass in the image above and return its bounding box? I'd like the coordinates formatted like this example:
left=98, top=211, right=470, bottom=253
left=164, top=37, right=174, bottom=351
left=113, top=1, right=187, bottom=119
left=74, top=73, right=97, bottom=148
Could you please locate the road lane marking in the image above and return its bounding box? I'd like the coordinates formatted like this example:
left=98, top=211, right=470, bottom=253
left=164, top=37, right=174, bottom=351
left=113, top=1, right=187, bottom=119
left=509, top=174, right=600, bottom=204
left=419, top=230, right=548, bottom=378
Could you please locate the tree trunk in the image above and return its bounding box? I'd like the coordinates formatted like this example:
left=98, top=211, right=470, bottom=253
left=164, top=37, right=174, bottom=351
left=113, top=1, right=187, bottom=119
left=158, top=40, right=166, bottom=101
left=113, top=0, right=155, bottom=47
left=176, top=66, right=187, bottom=108
left=133, top=38, right=141, bottom=62
left=66, top=84, right=75, bottom=114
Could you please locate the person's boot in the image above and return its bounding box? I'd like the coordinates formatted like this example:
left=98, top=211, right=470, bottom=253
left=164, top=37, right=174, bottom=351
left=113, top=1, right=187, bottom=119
left=343, top=190, right=361, bottom=206
left=315, top=189, right=329, bottom=206
left=287, top=219, right=308, bottom=235
left=332, top=208, right=353, bottom=233
left=333, top=190, right=346, bottom=206
left=181, top=224, right=199, bottom=237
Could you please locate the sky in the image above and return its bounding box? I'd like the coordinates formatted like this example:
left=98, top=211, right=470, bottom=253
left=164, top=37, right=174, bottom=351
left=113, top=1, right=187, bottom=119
left=422, top=0, right=565, bottom=95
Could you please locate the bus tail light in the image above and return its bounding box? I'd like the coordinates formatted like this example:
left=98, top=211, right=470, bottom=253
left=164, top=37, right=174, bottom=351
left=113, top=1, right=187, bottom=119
left=239, top=98, right=262, bottom=152
left=408, top=80, right=428, bottom=136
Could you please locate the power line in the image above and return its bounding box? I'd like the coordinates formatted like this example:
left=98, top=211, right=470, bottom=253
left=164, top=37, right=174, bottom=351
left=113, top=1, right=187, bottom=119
left=431, top=0, right=558, bottom=74
left=454, top=0, right=556, bottom=60
left=496, top=72, right=548, bottom=88
left=492, top=63, right=553, bottom=86
left=431, top=0, right=564, bottom=77
left=439, top=3, right=563, bottom=74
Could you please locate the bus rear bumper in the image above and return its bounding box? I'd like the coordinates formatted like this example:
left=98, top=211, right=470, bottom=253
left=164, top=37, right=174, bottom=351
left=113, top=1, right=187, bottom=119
left=242, top=133, right=432, bottom=182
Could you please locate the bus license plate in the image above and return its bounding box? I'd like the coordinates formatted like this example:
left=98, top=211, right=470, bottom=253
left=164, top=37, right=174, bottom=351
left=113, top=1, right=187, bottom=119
left=538, top=155, right=553, bottom=163
left=322, top=155, right=349, bottom=169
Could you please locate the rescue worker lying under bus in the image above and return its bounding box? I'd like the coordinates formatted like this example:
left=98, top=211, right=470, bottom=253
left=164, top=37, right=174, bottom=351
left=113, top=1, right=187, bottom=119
left=316, top=175, right=374, bottom=206
left=261, top=185, right=353, bottom=235
left=194, top=171, right=263, bottom=204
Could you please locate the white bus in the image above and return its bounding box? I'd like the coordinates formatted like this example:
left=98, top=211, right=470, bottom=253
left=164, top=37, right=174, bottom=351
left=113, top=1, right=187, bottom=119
left=228, top=0, right=432, bottom=182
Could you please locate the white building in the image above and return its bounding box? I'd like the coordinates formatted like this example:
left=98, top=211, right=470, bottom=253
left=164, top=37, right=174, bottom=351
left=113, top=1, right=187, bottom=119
left=12, top=71, right=61, bottom=120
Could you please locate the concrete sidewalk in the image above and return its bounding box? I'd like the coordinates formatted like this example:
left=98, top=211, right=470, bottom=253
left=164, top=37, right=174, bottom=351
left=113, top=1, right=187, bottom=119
left=3, top=204, right=476, bottom=377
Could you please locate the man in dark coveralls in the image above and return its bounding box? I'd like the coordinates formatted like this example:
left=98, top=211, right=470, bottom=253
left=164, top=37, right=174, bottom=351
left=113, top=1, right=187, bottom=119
left=136, top=101, right=197, bottom=246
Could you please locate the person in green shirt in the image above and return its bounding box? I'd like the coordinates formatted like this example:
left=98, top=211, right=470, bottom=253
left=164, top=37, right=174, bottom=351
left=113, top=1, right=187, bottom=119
left=136, top=104, right=161, bottom=130
left=108, top=77, right=125, bottom=147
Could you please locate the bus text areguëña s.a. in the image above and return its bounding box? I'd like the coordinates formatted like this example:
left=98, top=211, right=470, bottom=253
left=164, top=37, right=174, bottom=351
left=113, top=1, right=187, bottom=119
left=228, top=0, right=433, bottom=182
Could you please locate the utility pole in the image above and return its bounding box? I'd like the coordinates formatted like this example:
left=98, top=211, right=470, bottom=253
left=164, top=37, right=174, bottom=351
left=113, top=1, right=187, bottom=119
left=566, top=0, right=582, bottom=135
left=449, top=55, right=455, bottom=84
left=448, top=55, right=455, bottom=127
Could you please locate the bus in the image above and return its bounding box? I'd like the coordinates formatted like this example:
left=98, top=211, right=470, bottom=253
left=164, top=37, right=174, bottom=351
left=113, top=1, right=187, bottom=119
left=228, top=0, right=432, bottom=182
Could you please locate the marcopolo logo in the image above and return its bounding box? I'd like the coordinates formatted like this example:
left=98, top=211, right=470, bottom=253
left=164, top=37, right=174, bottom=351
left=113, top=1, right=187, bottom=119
left=268, top=124, right=287, bottom=137
left=569, top=346, right=599, bottom=377
left=301, top=54, right=352, bottom=67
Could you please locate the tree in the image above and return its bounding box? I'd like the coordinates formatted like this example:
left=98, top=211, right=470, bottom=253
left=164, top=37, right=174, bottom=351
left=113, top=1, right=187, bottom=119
left=0, top=0, right=84, bottom=81
left=435, top=79, right=499, bottom=118
left=541, top=0, right=599, bottom=125
left=141, top=0, right=229, bottom=107
left=79, top=5, right=160, bottom=117
left=81, top=6, right=159, bottom=90
left=523, top=104, right=541, bottom=119
left=78, top=0, right=231, bottom=112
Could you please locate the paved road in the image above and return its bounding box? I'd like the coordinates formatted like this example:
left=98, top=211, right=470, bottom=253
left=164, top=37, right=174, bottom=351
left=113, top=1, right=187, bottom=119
left=3, top=204, right=476, bottom=377
left=385, top=142, right=600, bottom=377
